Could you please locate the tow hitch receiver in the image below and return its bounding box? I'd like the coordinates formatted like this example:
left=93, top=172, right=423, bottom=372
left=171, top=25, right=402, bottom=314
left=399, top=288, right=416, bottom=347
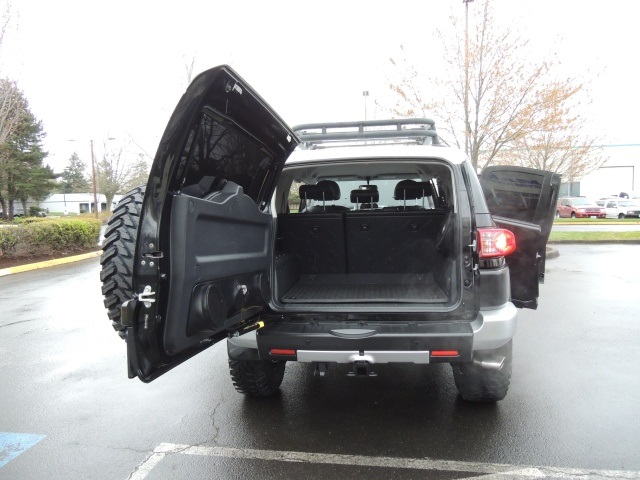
left=348, top=360, right=377, bottom=377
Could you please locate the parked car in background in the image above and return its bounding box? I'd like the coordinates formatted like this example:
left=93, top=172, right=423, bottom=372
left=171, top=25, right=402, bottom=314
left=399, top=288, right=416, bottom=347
left=595, top=197, right=616, bottom=208
left=603, top=198, right=640, bottom=218
left=556, top=196, right=605, bottom=218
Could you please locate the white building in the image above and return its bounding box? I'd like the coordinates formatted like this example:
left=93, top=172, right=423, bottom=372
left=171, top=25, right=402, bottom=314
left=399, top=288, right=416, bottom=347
left=576, top=145, right=640, bottom=199
left=39, top=193, right=122, bottom=215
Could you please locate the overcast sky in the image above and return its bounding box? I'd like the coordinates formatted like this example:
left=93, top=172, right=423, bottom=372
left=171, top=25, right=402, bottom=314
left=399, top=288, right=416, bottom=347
left=1, top=0, right=637, bottom=173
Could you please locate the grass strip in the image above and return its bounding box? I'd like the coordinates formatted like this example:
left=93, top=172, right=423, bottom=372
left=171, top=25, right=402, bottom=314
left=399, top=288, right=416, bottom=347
left=553, top=218, right=640, bottom=225
left=548, top=231, right=640, bottom=242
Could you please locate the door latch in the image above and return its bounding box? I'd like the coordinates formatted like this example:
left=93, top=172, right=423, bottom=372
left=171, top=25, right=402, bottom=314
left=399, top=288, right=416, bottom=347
left=138, top=285, right=156, bottom=308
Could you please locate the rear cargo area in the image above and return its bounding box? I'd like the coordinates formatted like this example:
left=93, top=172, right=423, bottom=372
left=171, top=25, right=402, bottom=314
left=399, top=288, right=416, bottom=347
left=281, top=273, right=447, bottom=303
left=274, top=209, right=455, bottom=305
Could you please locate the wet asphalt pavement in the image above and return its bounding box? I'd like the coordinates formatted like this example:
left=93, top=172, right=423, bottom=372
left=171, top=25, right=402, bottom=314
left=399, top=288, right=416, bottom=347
left=0, top=244, right=639, bottom=479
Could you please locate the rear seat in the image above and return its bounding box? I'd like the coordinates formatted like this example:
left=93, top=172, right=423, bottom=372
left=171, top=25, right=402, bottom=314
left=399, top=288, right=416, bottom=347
left=344, top=210, right=446, bottom=273
left=300, top=180, right=349, bottom=213
left=350, top=185, right=380, bottom=211
left=278, top=181, right=347, bottom=274
left=383, top=179, right=433, bottom=211
left=346, top=180, right=444, bottom=273
left=277, top=179, right=446, bottom=275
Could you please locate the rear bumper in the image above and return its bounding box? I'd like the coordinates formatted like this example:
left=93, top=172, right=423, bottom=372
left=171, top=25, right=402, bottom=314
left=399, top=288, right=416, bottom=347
left=227, top=303, right=518, bottom=363
left=471, top=303, right=518, bottom=351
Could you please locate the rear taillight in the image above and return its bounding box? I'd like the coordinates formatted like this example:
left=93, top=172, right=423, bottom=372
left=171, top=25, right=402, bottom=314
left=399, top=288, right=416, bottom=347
left=477, top=228, right=516, bottom=258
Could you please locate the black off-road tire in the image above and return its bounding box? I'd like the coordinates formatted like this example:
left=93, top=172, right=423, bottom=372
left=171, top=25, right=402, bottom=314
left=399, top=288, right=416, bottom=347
left=229, top=359, right=286, bottom=397
left=451, top=340, right=512, bottom=402
left=100, top=186, right=145, bottom=339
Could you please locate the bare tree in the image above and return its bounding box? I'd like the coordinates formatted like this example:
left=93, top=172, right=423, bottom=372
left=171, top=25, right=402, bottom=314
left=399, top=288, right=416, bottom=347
left=121, top=154, right=150, bottom=193
left=0, top=78, right=21, bottom=145
left=97, top=141, right=151, bottom=211
left=496, top=81, right=606, bottom=180
left=386, top=0, right=603, bottom=177
left=97, top=143, right=132, bottom=211
left=0, top=0, right=11, bottom=57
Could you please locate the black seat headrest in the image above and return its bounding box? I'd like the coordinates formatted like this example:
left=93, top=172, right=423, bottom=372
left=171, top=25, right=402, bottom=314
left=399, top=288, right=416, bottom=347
left=393, top=180, right=433, bottom=200
left=351, top=186, right=379, bottom=203
left=299, top=180, right=341, bottom=201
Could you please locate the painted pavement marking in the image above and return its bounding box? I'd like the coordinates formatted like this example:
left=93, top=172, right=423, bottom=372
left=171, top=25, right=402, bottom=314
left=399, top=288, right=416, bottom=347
left=0, top=432, right=46, bottom=469
left=128, top=442, right=640, bottom=480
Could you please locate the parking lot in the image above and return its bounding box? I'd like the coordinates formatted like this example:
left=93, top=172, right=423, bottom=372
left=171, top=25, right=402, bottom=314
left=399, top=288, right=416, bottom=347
left=1, top=244, right=639, bottom=479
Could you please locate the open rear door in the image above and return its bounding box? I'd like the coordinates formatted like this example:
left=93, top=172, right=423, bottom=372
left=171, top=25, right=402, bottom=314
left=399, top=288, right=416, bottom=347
left=122, top=66, right=298, bottom=382
left=479, top=166, right=561, bottom=309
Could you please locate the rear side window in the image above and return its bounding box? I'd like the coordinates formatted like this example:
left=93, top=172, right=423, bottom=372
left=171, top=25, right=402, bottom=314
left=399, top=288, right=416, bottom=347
left=177, top=111, right=275, bottom=205
left=482, top=170, right=545, bottom=223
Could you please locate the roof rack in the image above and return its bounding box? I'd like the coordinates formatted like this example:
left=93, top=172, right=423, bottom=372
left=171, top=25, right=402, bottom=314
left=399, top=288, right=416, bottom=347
left=292, top=118, right=443, bottom=149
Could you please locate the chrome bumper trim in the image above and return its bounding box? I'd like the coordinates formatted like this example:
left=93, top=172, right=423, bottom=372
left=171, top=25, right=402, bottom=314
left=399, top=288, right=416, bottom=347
left=296, top=350, right=430, bottom=364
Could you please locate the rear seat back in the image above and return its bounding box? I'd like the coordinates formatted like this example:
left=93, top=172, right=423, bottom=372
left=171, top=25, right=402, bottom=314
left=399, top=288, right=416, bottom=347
left=345, top=210, right=445, bottom=273
left=278, top=179, right=446, bottom=275
left=277, top=213, right=347, bottom=274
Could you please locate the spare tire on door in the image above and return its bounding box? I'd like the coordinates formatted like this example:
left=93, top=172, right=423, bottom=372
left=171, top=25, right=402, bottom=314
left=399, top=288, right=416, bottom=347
left=100, top=186, right=145, bottom=339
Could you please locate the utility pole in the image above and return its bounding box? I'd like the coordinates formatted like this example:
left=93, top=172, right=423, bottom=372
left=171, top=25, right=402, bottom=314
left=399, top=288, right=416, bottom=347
left=363, top=90, right=369, bottom=120
left=90, top=140, right=99, bottom=218
left=464, top=0, right=474, bottom=160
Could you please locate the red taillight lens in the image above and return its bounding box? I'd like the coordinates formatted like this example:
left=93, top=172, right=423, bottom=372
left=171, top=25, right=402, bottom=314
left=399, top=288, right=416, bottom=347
left=270, top=349, right=296, bottom=356
left=477, top=228, right=516, bottom=258
left=431, top=350, right=459, bottom=357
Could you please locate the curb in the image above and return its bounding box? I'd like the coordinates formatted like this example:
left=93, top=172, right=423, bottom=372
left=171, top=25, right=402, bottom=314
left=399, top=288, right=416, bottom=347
left=546, top=246, right=560, bottom=260
left=0, top=251, right=102, bottom=277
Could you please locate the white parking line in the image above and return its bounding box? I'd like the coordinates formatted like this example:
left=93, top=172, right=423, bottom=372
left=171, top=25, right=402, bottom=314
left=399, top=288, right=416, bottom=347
left=128, top=442, right=640, bottom=480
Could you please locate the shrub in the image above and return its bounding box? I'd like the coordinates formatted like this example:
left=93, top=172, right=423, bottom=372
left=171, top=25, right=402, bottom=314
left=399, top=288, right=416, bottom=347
left=21, top=217, right=49, bottom=224
left=2, top=218, right=101, bottom=258
left=29, top=206, right=46, bottom=216
left=0, top=228, right=20, bottom=257
left=23, top=218, right=101, bottom=252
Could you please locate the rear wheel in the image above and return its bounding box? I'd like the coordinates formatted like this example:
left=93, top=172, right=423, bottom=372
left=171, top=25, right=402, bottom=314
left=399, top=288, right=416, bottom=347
left=229, top=359, right=286, bottom=397
left=100, top=186, right=145, bottom=339
left=555, top=210, right=560, bottom=218
left=451, top=340, right=512, bottom=402
left=570, top=212, right=576, bottom=218
left=618, top=213, right=625, bottom=219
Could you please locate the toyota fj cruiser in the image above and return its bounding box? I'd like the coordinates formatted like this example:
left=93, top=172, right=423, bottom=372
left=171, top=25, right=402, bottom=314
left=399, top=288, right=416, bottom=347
left=100, top=65, right=560, bottom=402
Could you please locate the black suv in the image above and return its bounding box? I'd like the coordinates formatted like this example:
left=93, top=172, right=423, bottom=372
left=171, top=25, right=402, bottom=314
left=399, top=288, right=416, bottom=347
left=100, top=66, right=560, bottom=402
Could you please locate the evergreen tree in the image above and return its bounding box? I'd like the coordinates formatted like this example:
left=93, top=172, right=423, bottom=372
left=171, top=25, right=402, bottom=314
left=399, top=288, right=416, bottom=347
left=0, top=81, right=53, bottom=219
left=60, top=152, right=90, bottom=193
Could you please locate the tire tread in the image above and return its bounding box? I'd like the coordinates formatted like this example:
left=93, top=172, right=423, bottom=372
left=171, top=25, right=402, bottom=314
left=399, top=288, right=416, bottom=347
left=228, top=359, right=285, bottom=397
left=99, top=186, right=145, bottom=339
